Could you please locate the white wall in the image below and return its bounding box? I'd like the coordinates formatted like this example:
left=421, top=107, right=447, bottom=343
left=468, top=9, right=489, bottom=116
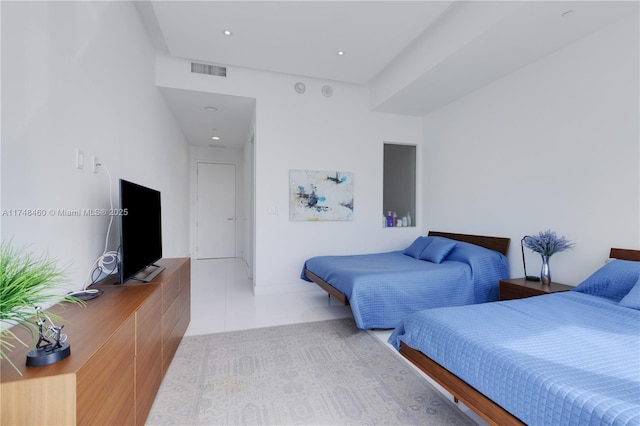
left=156, top=58, right=423, bottom=294
left=421, top=16, right=639, bottom=285
left=242, top=123, right=256, bottom=279
left=1, top=2, right=190, bottom=293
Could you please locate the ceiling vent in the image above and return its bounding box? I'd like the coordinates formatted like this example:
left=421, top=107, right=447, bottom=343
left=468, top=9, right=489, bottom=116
left=191, top=62, right=227, bottom=77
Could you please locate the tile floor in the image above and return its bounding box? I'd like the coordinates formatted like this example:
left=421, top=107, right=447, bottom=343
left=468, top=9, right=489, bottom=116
left=186, top=258, right=487, bottom=425
left=185, top=258, right=353, bottom=336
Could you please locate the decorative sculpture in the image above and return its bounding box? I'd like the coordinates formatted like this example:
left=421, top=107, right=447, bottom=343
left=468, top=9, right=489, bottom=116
left=26, top=306, right=71, bottom=367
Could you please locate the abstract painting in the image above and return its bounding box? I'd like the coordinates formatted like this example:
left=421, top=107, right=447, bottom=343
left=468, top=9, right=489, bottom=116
left=289, top=169, right=354, bottom=221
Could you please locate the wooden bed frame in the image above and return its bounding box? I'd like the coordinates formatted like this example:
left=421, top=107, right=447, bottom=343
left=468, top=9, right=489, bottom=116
left=399, top=247, right=640, bottom=426
left=304, top=231, right=511, bottom=305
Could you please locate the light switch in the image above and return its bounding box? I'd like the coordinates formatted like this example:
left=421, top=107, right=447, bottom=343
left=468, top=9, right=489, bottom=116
left=75, top=149, right=84, bottom=170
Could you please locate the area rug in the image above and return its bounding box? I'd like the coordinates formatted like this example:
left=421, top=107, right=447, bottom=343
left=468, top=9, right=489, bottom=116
left=146, top=318, right=475, bottom=425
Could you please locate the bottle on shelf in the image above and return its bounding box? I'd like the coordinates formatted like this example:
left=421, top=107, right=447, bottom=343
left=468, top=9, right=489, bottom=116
left=386, top=211, right=393, bottom=227
left=392, top=211, right=397, bottom=227
left=406, top=212, right=412, bottom=227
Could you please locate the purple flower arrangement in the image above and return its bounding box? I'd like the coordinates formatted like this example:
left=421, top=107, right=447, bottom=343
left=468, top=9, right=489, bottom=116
left=523, top=229, right=574, bottom=257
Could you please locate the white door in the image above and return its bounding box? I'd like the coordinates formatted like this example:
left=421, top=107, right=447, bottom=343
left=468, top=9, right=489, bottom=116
left=196, top=162, right=236, bottom=259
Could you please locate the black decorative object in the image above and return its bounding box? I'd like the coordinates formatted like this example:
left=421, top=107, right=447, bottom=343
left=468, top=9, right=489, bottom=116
left=521, top=237, right=541, bottom=281
left=26, top=307, right=70, bottom=367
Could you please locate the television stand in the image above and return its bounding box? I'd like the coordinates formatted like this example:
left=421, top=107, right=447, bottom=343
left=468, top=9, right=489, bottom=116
left=1, top=257, right=191, bottom=425
left=69, top=288, right=104, bottom=301
left=131, top=263, right=165, bottom=283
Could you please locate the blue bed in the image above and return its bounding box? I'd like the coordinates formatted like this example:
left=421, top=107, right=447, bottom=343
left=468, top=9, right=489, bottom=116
left=301, top=232, right=510, bottom=329
left=390, top=251, right=640, bottom=426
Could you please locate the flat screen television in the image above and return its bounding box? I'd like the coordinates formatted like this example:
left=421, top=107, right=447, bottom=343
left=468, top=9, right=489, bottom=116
left=118, top=179, right=164, bottom=284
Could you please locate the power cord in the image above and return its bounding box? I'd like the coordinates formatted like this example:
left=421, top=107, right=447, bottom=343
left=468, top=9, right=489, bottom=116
left=68, top=162, right=118, bottom=301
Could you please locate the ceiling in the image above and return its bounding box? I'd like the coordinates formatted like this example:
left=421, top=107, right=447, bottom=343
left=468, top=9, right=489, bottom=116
left=149, top=1, right=453, bottom=84
left=157, top=87, right=256, bottom=150
left=136, top=1, right=637, bottom=149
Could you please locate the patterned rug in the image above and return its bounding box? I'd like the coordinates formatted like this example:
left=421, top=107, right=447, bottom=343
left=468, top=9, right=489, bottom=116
left=146, top=318, right=475, bottom=425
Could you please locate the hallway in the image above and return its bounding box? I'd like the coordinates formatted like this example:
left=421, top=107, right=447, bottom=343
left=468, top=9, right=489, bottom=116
left=186, top=258, right=353, bottom=336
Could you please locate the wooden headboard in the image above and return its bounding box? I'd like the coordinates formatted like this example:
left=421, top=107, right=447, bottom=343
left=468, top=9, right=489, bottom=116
left=428, top=231, right=510, bottom=256
left=610, top=248, right=640, bottom=261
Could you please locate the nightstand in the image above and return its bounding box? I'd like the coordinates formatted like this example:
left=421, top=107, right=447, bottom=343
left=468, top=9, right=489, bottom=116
left=499, top=278, right=573, bottom=301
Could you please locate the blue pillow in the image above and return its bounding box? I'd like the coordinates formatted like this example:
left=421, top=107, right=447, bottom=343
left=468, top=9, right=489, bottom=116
left=446, top=240, right=504, bottom=264
left=418, top=237, right=457, bottom=264
left=619, top=278, right=640, bottom=309
left=403, top=236, right=431, bottom=259
left=573, top=260, right=640, bottom=302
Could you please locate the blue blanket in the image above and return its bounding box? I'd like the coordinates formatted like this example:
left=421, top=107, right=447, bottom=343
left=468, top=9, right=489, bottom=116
left=302, top=240, right=508, bottom=329
left=389, top=291, right=640, bottom=425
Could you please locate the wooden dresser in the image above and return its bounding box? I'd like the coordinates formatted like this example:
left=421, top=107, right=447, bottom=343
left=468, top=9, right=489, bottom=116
left=0, top=257, right=191, bottom=425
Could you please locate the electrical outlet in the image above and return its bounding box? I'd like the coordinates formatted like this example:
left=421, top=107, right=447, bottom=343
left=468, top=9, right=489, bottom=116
left=75, top=149, right=84, bottom=170
left=91, top=156, right=98, bottom=173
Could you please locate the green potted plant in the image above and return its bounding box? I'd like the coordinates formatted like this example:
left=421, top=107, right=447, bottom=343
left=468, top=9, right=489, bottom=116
left=0, top=241, right=84, bottom=374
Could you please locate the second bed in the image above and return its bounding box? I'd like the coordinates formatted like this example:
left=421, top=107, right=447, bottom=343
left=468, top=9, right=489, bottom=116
left=301, top=231, right=510, bottom=329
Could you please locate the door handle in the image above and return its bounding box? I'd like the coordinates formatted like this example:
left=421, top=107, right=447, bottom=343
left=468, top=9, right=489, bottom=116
left=227, top=218, right=235, bottom=220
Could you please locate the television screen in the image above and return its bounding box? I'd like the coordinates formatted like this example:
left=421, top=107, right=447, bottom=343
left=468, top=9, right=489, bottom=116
left=118, top=179, right=163, bottom=284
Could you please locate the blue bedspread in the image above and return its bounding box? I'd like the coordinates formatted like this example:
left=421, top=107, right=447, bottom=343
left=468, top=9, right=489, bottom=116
left=389, top=291, right=640, bottom=425
left=301, top=241, right=508, bottom=329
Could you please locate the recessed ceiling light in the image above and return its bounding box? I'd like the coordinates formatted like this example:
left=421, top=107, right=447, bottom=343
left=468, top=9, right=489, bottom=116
left=204, top=106, right=218, bottom=111
left=223, top=30, right=233, bottom=36
left=211, top=136, right=221, bottom=140
left=337, top=51, right=345, bottom=56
